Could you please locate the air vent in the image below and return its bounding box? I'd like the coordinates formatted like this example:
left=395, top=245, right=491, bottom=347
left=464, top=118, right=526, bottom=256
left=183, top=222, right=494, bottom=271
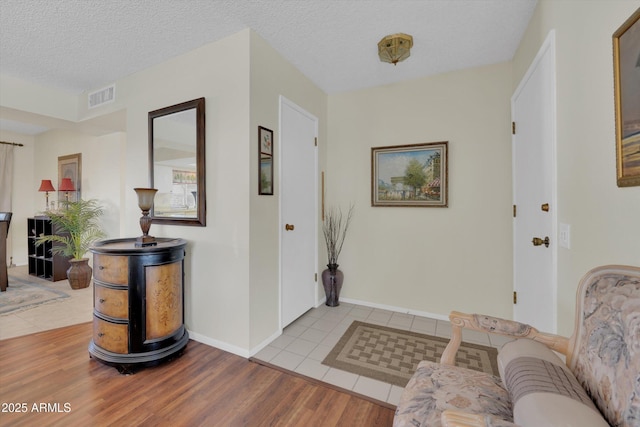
left=88, top=84, right=115, bottom=109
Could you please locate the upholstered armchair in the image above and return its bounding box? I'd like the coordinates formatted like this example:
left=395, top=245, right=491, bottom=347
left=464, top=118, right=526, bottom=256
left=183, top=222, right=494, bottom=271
left=394, top=265, right=640, bottom=427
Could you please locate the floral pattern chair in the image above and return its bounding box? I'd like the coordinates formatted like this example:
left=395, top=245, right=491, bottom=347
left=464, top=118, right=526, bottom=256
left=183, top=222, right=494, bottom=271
left=394, top=265, right=640, bottom=427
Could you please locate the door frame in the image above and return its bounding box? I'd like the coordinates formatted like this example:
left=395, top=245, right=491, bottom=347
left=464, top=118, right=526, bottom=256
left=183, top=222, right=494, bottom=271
left=278, top=95, right=319, bottom=328
left=511, top=30, right=558, bottom=332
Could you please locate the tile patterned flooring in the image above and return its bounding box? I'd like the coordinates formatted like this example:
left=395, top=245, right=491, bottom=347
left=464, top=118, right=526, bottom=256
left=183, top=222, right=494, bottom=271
left=254, top=301, right=510, bottom=406
left=1, top=266, right=508, bottom=407
left=0, top=266, right=93, bottom=340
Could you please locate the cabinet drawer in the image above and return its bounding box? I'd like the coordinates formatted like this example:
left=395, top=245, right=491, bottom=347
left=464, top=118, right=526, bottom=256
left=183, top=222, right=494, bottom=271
left=94, top=285, right=128, bottom=319
left=93, top=254, right=128, bottom=285
left=93, top=318, right=128, bottom=354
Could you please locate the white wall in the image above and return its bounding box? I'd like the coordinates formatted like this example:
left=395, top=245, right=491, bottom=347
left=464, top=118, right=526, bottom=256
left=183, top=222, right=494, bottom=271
left=514, top=0, right=640, bottom=335
left=326, top=62, right=514, bottom=319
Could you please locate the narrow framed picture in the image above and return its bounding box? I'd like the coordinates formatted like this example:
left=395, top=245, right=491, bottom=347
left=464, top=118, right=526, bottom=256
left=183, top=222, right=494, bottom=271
left=58, top=153, right=82, bottom=202
left=259, top=126, right=273, bottom=156
left=613, top=8, right=640, bottom=187
left=371, top=141, right=448, bottom=207
left=258, top=126, right=274, bottom=195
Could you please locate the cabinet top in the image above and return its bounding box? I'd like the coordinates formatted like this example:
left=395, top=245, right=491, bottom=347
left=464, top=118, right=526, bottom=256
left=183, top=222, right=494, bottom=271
left=90, top=238, right=187, bottom=254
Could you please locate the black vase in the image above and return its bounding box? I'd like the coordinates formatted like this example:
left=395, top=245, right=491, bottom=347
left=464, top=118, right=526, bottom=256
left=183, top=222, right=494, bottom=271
left=321, top=263, right=344, bottom=307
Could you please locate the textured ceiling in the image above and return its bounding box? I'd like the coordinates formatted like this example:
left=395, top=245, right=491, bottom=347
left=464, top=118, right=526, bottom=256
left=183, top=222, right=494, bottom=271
left=0, top=0, right=537, bottom=98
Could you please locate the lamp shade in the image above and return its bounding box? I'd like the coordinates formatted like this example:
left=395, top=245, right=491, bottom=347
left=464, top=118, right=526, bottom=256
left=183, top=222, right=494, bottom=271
left=59, top=178, right=76, bottom=192
left=38, top=179, right=55, bottom=192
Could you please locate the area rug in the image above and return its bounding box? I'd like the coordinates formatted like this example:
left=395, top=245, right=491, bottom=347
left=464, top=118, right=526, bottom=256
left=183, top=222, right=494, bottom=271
left=0, top=274, right=70, bottom=315
left=322, top=321, right=499, bottom=387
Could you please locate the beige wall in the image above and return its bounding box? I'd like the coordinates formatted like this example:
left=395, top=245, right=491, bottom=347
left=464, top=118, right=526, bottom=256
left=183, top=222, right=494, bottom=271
left=248, top=32, right=328, bottom=349
left=326, top=62, right=514, bottom=319
left=514, top=0, right=640, bottom=335
left=0, top=128, right=122, bottom=266
left=86, top=30, right=255, bottom=353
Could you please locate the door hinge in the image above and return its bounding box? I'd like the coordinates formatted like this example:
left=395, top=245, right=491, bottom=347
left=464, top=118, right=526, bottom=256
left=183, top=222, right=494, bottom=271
left=314, top=137, right=318, bottom=147
left=513, top=205, right=516, bottom=218
left=315, top=273, right=317, bottom=282
left=512, top=122, right=516, bottom=135
left=513, top=291, right=518, bottom=304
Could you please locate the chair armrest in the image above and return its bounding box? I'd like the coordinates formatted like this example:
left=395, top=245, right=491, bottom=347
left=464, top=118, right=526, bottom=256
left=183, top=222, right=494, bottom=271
left=441, top=410, right=519, bottom=427
left=440, top=311, right=569, bottom=366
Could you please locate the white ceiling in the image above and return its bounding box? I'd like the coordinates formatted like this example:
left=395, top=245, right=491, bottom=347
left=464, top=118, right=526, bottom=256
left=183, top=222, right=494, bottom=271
left=0, top=0, right=537, bottom=133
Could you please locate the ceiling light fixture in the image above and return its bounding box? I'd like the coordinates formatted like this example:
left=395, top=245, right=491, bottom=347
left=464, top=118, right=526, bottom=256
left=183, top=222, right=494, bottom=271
left=378, top=33, right=413, bottom=65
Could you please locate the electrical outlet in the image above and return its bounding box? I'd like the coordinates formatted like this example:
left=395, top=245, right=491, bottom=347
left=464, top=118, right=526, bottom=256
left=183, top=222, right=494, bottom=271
left=559, top=223, right=571, bottom=249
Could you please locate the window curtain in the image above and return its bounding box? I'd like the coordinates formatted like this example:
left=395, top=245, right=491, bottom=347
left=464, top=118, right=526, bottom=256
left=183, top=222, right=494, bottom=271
left=0, top=145, right=13, bottom=269
left=0, top=145, right=13, bottom=212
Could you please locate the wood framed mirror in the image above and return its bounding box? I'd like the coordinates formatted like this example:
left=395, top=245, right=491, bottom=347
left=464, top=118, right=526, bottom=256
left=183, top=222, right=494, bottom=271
left=149, top=97, right=206, bottom=226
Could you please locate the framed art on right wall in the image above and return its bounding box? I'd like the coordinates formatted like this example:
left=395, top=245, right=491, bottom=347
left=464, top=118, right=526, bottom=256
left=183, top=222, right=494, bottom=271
left=613, top=7, right=640, bottom=187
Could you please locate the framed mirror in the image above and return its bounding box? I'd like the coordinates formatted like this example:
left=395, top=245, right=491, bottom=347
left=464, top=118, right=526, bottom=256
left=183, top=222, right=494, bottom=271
left=149, top=97, right=206, bottom=226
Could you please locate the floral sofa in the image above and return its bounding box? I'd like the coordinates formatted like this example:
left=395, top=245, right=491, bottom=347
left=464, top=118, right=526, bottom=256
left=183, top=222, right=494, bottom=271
left=394, top=265, right=640, bottom=427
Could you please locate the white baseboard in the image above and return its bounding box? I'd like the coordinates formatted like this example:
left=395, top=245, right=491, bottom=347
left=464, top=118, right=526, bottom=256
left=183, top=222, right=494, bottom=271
left=187, top=330, right=251, bottom=358
left=339, top=297, right=449, bottom=321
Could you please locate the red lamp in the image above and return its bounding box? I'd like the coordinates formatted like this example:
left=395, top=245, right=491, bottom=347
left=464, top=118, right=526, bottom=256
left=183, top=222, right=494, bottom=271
left=59, top=178, right=76, bottom=204
left=38, top=179, right=55, bottom=210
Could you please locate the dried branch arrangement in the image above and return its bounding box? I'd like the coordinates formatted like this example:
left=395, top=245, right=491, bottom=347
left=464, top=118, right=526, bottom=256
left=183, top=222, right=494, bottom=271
left=322, top=204, right=354, bottom=266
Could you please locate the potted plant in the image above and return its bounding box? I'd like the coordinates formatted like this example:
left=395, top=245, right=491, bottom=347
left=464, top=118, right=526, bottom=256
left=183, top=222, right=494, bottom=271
left=321, top=204, right=354, bottom=306
left=35, top=199, right=106, bottom=289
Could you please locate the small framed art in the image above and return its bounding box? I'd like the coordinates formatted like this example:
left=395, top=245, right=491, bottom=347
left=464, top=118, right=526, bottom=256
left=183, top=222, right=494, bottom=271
left=371, top=141, right=448, bottom=207
left=259, top=126, right=274, bottom=195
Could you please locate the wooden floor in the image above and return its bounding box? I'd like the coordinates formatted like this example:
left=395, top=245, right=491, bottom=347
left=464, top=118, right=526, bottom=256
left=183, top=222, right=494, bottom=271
left=0, top=323, right=395, bottom=426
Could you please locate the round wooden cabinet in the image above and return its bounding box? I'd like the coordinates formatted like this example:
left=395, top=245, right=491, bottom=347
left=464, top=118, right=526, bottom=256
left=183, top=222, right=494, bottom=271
left=88, top=238, right=188, bottom=374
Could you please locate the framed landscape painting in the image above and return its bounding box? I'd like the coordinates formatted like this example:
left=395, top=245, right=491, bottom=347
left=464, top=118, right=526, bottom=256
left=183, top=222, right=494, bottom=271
left=371, top=141, right=448, bottom=207
left=613, top=8, right=640, bottom=187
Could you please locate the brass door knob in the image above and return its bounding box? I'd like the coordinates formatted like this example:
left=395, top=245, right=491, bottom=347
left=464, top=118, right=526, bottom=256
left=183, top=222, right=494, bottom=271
left=532, top=236, right=550, bottom=247
left=285, top=224, right=295, bottom=231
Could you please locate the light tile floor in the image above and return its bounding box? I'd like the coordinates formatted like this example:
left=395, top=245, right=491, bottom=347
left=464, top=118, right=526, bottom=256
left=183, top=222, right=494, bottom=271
left=0, top=265, right=94, bottom=340
left=254, top=301, right=512, bottom=406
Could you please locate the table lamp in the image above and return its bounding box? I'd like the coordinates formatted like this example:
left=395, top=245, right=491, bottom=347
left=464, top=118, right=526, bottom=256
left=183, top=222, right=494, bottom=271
left=134, top=188, right=158, bottom=247
left=38, top=180, right=56, bottom=210
left=59, top=178, right=76, bottom=205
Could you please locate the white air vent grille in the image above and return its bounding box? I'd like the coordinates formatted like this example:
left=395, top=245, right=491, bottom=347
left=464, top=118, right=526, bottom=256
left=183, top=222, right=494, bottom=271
left=88, top=84, right=116, bottom=109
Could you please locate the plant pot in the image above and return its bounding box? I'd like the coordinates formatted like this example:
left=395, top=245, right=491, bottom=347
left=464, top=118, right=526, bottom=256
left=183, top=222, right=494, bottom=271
left=67, top=258, right=92, bottom=290
left=321, top=264, right=344, bottom=307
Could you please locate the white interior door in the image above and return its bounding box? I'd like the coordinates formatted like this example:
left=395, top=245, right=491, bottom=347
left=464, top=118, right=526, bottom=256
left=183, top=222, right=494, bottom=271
left=280, top=97, right=318, bottom=328
left=512, top=31, right=557, bottom=333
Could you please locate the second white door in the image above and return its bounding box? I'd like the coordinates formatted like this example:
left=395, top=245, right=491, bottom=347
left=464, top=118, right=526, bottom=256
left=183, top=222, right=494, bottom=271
left=512, top=31, right=557, bottom=333
left=280, top=97, right=318, bottom=328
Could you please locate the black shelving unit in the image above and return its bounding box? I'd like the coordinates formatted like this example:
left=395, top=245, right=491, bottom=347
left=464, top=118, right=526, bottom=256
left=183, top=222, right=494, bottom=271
left=27, top=217, right=71, bottom=281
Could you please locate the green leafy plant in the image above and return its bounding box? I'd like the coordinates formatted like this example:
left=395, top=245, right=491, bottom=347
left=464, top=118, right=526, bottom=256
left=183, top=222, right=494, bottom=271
left=35, top=199, right=106, bottom=260
left=322, top=204, right=354, bottom=266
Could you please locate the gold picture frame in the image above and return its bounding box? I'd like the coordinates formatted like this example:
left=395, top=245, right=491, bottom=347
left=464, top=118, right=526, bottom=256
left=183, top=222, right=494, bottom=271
left=613, top=8, right=640, bottom=187
left=58, top=153, right=81, bottom=202
left=371, top=141, right=448, bottom=207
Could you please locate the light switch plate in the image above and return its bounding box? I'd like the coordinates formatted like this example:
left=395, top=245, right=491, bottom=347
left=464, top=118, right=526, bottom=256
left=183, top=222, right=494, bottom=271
left=559, top=223, right=571, bottom=249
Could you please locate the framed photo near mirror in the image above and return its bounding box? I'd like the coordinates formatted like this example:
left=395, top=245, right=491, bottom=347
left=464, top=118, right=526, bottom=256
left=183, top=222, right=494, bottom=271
left=149, top=98, right=206, bottom=226
left=259, top=126, right=273, bottom=195
left=613, top=8, right=640, bottom=187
